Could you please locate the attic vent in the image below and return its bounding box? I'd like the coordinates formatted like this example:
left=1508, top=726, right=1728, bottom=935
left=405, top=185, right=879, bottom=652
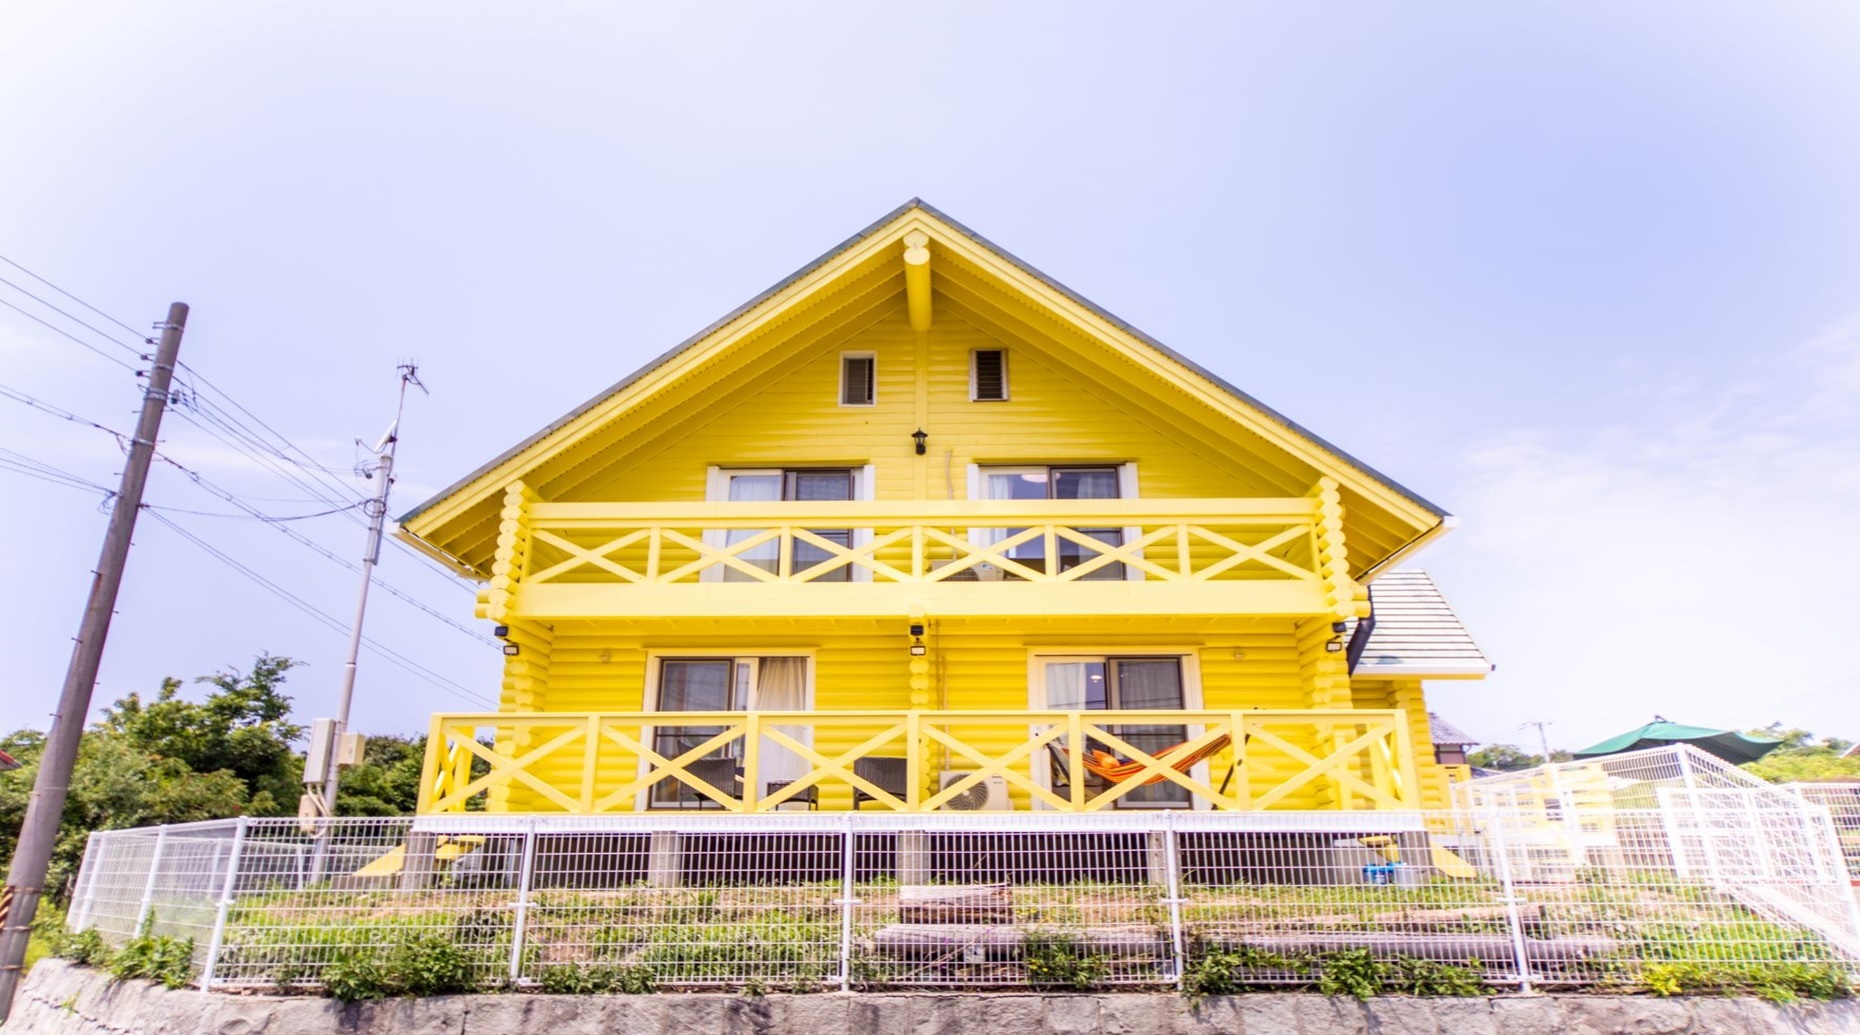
left=841, top=353, right=875, bottom=406
left=971, top=349, right=1008, bottom=401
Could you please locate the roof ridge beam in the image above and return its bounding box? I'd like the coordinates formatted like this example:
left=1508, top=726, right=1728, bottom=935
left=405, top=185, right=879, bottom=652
left=903, top=230, right=933, bottom=332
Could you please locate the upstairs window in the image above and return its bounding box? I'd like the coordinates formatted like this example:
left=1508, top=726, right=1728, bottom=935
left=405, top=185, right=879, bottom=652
left=971, top=349, right=1009, bottom=401
left=840, top=353, right=875, bottom=406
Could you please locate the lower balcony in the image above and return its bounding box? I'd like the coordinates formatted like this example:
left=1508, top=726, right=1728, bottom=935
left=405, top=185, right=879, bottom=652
left=418, top=708, right=1422, bottom=815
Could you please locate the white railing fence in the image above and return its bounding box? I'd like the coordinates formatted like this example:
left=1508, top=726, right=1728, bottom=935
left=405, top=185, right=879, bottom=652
left=66, top=779, right=1860, bottom=995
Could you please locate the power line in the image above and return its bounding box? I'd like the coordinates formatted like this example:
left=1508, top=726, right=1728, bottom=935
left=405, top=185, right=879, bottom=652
left=152, top=450, right=496, bottom=646
left=142, top=509, right=496, bottom=709
left=0, top=381, right=130, bottom=445
left=0, top=254, right=148, bottom=342
left=0, top=447, right=114, bottom=497
left=145, top=500, right=367, bottom=522
left=0, top=274, right=148, bottom=356
left=0, top=297, right=139, bottom=372
left=168, top=374, right=478, bottom=593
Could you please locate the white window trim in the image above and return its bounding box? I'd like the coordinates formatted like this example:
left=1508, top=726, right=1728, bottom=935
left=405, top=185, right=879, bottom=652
left=965, top=463, right=1145, bottom=582
left=702, top=466, right=871, bottom=583
left=839, top=350, right=876, bottom=407
left=638, top=649, right=818, bottom=811
left=1024, top=648, right=1208, bottom=811
left=969, top=348, right=1009, bottom=402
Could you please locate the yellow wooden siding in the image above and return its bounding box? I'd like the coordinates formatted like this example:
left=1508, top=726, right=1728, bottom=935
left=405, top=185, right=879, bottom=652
left=570, top=307, right=1287, bottom=505
left=1350, top=677, right=1451, bottom=810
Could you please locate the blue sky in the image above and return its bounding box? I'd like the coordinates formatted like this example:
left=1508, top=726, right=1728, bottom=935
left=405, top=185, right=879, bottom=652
left=2, top=3, right=1857, bottom=752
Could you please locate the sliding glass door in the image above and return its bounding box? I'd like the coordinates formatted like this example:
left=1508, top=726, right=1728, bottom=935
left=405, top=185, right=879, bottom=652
left=980, top=466, right=1124, bottom=579
left=721, top=469, right=853, bottom=581
left=1042, top=656, right=1189, bottom=806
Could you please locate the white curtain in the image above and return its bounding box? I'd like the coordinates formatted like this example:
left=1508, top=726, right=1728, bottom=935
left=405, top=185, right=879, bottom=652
left=753, top=656, right=809, bottom=792
left=724, top=474, right=782, bottom=581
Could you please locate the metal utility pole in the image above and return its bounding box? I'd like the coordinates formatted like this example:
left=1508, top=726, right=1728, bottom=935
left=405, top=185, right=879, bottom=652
left=304, top=364, right=422, bottom=819
left=0, top=304, right=187, bottom=1019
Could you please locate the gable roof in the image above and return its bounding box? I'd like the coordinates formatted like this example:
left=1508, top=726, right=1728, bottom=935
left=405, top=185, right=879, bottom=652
left=1350, top=570, right=1493, bottom=678
left=398, top=200, right=1453, bottom=576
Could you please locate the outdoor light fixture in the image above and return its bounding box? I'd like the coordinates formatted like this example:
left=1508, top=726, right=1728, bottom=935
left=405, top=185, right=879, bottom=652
left=1325, top=639, right=1343, bottom=653
left=909, top=637, right=927, bottom=657
left=502, top=643, right=521, bottom=657
left=912, top=428, right=928, bottom=455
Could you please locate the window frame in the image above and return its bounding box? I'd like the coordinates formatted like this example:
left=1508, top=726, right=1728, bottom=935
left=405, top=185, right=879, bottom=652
left=639, top=650, right=817, bottom=810
left=967, top=463, right=1144, bottom=581
left=1026, top=648, right=1208, bottom=810
left=969, top=348, right=1009, bottom=402
left=839, top=351, right=876, bottom=407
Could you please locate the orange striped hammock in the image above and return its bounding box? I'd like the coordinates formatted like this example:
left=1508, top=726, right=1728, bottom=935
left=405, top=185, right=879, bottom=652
left=1080, top=732, right=1233, bottom=786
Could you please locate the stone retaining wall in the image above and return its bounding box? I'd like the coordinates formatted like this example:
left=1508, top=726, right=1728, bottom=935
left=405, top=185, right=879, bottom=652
left=11, top=959, right=1860, bottom=1035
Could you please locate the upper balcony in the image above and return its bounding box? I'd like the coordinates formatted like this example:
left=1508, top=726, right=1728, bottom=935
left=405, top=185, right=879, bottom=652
left=477, top=489, right=1359, bottom=621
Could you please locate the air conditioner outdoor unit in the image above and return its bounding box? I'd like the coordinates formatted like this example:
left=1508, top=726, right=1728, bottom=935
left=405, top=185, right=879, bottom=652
left=936, top=771, right=1009, bottom=811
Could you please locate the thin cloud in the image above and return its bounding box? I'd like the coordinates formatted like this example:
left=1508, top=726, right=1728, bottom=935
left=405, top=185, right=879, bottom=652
left=1435, top=317, right=1859, bottom=747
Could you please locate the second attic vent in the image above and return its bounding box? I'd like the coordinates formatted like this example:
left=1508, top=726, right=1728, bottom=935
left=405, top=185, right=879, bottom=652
left=971, top=349, right=1008, bottom=401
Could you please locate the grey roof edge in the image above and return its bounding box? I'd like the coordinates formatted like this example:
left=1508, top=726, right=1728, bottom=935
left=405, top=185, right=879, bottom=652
left=401, top=198, right=1450, bottom=526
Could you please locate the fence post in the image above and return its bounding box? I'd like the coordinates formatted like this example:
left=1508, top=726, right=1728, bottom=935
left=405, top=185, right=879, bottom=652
left=199, top=817, right=250, bottom=991
left=837, top=815, right=857, bottom=993
left=1161, top=812, right=1188, bottom=991
left=134, top=826, right=170, bottom=933
left=1483, top=807, right=1535, bottom=993
left=70, top=832, right=103, bottom=933
left=508, top=819, right=539, bottom=985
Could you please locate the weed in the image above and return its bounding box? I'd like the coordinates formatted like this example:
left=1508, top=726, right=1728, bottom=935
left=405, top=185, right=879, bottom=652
left=1021, top=932, right=1109, bottom=992
left=535, top=963, right=657, bottom=995
left=105, top=934, right=195, bottom=989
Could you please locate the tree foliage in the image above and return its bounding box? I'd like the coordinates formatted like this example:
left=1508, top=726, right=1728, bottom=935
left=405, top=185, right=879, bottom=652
left=1465, top=743, right=1572, bottom=772
left=0, top=653, right=429, bottom=900
left=1741, top=724, right=1860, bottom=783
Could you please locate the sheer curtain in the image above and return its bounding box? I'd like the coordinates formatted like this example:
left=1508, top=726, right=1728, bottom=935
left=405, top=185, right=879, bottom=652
left=753, top=657, right=809, bottom=793
left=723, top=474, right=782, bottom=581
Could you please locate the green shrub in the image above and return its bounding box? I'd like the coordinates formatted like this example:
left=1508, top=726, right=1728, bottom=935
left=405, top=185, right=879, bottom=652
left=535, top=963, right=656, bottom=995
left=105, top=935, right=195, bottom=989
left=322, top=934, right=482, bottom=1002
left=1314, top=948, right=1382, bottom=1000
left=1183, top=945, right=1300, bottom=997
left=1021, top=932, right=1109, bottom=992
left=324, top=953, right=391, bottom=1002
left=49, top=927, right=112, bottom=967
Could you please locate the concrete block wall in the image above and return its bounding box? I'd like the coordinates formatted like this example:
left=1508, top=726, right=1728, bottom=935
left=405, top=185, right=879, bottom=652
left=12, top=959, right=1860, bottom=1035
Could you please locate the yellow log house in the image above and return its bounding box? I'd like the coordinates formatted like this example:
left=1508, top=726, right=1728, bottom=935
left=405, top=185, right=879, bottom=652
left=397, top=200, right=1489, bottom=818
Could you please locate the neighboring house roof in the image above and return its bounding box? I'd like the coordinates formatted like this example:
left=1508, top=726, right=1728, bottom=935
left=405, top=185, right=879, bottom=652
left=395, top=200, right=1454, bottom=578
left=1350, top=569, right=1493, bottom=678
left=1428, top=713, right=1477, bottom=748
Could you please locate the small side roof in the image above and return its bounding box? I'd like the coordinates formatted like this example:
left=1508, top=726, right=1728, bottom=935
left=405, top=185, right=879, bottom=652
left=1351, top=570, right=1492, bottom=679
left=1428, top=713, right=1478, bottom=747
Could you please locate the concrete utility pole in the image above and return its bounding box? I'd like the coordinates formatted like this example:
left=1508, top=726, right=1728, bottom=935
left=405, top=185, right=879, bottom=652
left=304, top=363, right=422, bottom=819
left=0, top=303, right=188, bottom=1020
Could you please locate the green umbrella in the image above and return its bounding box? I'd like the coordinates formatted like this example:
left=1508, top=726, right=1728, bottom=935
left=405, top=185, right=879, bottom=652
left=1572, top=716, right=1783, bottom=764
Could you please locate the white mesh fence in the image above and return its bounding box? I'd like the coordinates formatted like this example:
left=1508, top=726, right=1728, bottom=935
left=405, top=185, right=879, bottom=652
left=1785, top=783, right=1860, bottom=887
left=64, top=766, right=1860, bottom=996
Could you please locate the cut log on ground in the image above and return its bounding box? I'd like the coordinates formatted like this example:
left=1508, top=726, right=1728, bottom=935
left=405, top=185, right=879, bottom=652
left=897, top=883, right=1013, bottom=924
left=869, top=924, right=1168, bottom=961
left=1197, top=931, right=1616, bottom=964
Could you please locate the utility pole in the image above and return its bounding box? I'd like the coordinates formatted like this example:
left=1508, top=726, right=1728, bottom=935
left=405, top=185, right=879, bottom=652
left=1521, top=721, right=1555, bottom=763
left=302, top=364, right=423, bottom=820
left=0, top=304, right=187, bottom=1019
